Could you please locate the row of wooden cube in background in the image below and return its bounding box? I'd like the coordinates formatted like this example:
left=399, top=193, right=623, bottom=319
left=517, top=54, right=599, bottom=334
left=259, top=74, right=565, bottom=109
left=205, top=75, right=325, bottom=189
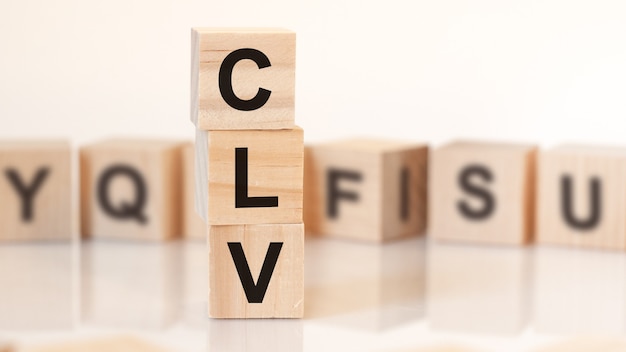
left=5, top=138, right=626, bottom=250
left=309, top=139, right=626, bottom=251
left=0, top=139, right=204, bottom=241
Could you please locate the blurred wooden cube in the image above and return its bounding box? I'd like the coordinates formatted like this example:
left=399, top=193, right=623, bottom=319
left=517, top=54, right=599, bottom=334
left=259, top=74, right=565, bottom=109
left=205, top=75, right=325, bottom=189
left=209, top=223, right=304, bottom=318
left=429, top=141, right=537, bottom=245
left=537, top=145, right=626, bottom=250
left=0, top=140, right=71, bottom=241
left=304, top=138, right=428, bottom=242
left=22, top=336, right=171, bottom=352
left=191, top=28, right=295, bottom=130
left=195, top=128, right=303, bottom=225
left=80, top=139, right=184, bottom=241
left=181, top=142, right=207, bottom=240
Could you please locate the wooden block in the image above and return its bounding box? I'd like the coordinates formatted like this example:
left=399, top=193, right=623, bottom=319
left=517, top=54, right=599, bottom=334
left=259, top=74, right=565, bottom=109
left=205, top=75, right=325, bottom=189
left=80, top=139, right=184, bottom=240
left=181, top=142, right=207, bottom=240
left=429, top=141, right=537, bottom=245
left=303, top=138, right=428, bottom=242
left=195, top=128, right=303, bottom=225
left=537, top=145, right=626, bottom=250
left=22, top=336, right=171, bottom=352
left=0, top=140, right=71, bottom=241
left=209, top=223, right=304, bottom=318
left=191, top=28, right=295, bottom=130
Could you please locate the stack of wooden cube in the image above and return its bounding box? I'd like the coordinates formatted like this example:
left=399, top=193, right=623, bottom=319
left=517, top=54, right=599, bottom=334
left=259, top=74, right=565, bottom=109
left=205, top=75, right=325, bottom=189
left=190, top=28, right=304, bottom=318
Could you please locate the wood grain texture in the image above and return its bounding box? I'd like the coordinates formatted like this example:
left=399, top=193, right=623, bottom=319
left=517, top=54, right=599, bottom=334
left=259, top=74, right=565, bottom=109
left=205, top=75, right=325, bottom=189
left=304, top=138, right=428, bottom=242
left=182, top=142, right=207, bottom=240
left=0, top=140, right=71, bottom=241
left=209, top=223, right=304, bottom=318
left=195, top=128, right=303, bottom=225
left=191, top=28, right=295, bottom=130
left=80, top=139, right=184, bottom=241
left=429, top=141, right=537, bottom=245
left=537, top=145, right=626, bottom=250
left=21, top=336, right=170, bottom=352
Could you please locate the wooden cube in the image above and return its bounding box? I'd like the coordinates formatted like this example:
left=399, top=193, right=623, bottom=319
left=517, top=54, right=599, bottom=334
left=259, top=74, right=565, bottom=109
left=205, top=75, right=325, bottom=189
left=195, top=128, right=303, bottom=225
left=181, top=142, right=207, bottom=240
left=0, top=140, right=71, bottom=241
left=303, top=138, right=428, bottom=242
left=209, top=223, right=304, bottom=318
left=429, top=141, right=537, bottom=245
left=537, top=145, right=626, bottom=250
left=191, top=28, right=295, bottom=130
left=0, top=342, right=12, bottom=352
left=80, top=139, right=184, bottom=241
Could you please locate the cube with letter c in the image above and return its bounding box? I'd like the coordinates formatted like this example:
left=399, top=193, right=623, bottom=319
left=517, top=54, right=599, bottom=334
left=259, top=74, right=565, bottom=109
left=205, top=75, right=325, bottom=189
left=191, top=28, right=295, bottom=130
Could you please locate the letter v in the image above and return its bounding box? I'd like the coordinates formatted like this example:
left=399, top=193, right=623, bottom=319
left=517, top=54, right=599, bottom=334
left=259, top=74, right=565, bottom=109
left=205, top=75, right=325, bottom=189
left=227, top=242, right=283, bottom=303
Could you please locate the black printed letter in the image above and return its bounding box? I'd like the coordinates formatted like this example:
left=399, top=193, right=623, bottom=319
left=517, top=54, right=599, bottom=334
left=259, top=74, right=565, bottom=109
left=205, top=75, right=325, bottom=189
left=5, top=167, right=50, bottom=222
left=327, top=168, right=362, bottom=219
left=235, top=148, right=278, bottom=208
left=219, top=48, right=272, bottom=111
left=97, top=164, right=148, bottom=224
left=457, top=164, right=495, bottom=220
left=228, top=242, right=283, bottom=303
left=561, top=175, right=601, bottom=230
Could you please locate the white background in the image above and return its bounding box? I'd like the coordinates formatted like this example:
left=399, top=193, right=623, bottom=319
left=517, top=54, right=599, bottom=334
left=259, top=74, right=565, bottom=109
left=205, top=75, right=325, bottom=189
left=2, top=0, right=626, bottom=147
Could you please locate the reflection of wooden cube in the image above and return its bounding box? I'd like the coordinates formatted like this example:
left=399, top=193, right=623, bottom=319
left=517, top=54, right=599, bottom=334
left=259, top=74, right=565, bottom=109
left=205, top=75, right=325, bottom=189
left=304, top=138, right=428, bottom=242
left=429, top=141, right=537, bottom=245
left=195, top=128, right=303, bottom=226
left=80, top=139, right=184, bottom=241
left=208, top=320, right=303, bottom=352
left=427, top=244, right=529, bottom=334
left=0, top=140, right=71, bottom=241
left=0, top=244, right=74, bottom=330
left=81, top=242, right=181, bottom=329
left=181, top=142, right=206, bottom=240
left=191, top=28, right=295, bottom=130
left=305, top=237, right=425, bottom=331
left=209, top=223, right=304, bottom=318
left=537, top=145, right=626, bottom=250
left=533, top=247, right=626, bottom=334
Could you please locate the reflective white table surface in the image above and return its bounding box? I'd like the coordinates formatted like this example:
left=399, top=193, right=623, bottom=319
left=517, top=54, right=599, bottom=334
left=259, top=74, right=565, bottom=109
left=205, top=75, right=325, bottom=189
left=1, top=235, right=626, bottom=351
